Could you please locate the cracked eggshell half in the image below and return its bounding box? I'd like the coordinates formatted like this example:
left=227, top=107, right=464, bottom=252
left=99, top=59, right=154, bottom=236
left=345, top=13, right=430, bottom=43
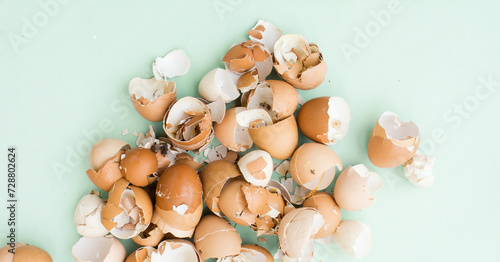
left=368, top=111, right=420, bottom=168
left=131, top=221, right=165, bottom=247
left=303, top=192, right=341, bottom=239
left=278, top=207, right=324, bottom=260
left=72, top=235, right=126, bottom=262
left=199, top=160, right=242, bottom=216
left=101, top=178, right=153, bottom=239
left=163, top=97, right=214, bottom=151
left=334, top=164, right=382, bottom=211
left=238, top=150, right=273, bottom=187
left=333, top=220, right=371, bottom=258
left=214, top=107, right=253, bottom=152
left=194, top=215, right=242, bottom=261
left=218, top=244, right=273, bottom=262
left=0, top=243, right=52, bottom=262
left=155, top=163, right=203, bottom=238
left=126, top=240, right=200, bottom=262
left=247, top=80, right=298, bottom=123
left=404, top=153, right=435, bottom=187
left=89, top=138, right=128, bottom=171
left=74, top=191, right=109, bottom=238
left=223, top=40, right=273, bottom=81
left=129, top=77, right=177, bottom=122
left=199, top=68, right=240, bottom=103
left=218, top=178, right=258, bottom=226
left=120, top=147, right=158, bottom=187
left=153, top=49, right=190, bottom=80
left=297, top=97, right=351, bottom=145
left=273, top=34, right=327, bottom=90
left=86, top=145, right=129, bottom=192
left=290, top=143, right=342, bottom=191
left=248, top=20, right=282, bottom=53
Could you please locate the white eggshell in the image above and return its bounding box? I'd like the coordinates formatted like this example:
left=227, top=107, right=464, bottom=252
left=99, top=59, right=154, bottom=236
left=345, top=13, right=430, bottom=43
left=74, top=191, right=109, bottom=238
left=72, top=235, right=126, bottom=262
left=153, top=49, right=190, bottom=79
left=199, top=68, right=239, bottom=103
left=333, top=220, right=371, bottom=258
left=238, top=150, right=273, bottom=187
left=404, top=153, right=435, bottom=187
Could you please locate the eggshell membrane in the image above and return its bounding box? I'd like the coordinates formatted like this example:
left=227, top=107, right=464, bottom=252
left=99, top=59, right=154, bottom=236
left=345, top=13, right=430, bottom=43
left=194, top=215, right=242, bottom=261
left=249, top=115, right=298, bottom=160
left=334, top=165, right=382, bottom=211
left=86, top=145, right=128, bottom=192
left=155, top=163, right=203, bottom=233
left=368, top=111, right=420, bottom=168
left=214, top=107, right=253, bottom=152
left=247, top=80, right=298, bottom=123
left=89, top=138, right=128, bottom=171
left=219, top=178, right=256, bottom=226
left=101, top=178, right=153, bottom=239
left=120, top=147, right=158, bottom=187
left=333, top=220, right=371, bottom=258
left=290, top=143, right=342, bottom=191
left=0, top=243, right=52, bottom=262
left=129, top=77, right=177, bottom=122
left=303, top=192, right=341, bottom=239
left=199, top=160, right=242, bottom=216
left=132, top=222, right=165, bottom=247
left=72, top=235, right=126, bottom=262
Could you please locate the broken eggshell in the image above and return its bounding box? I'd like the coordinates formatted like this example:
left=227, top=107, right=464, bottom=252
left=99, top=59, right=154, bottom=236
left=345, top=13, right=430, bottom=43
left=120, top=147, right=159, bottom=187
left=74, top=191, right=109, bottom=238
left=303, top=192, right=342, bottom=239
left=163, top=96, right=214, bottom=151
left=247, top=80, right=298, bottom=123
left=0, top=243, right=52, bottom=262
left=198, top=68, right=240, bottom=103
left=88, top=138, right=128, bottom=171
left=297, top=96, right=351, bottom=145
left=155, top=163, right=203, bottom=238
left=223, top=40, right=273, bottom=82
left=72, top=235, right=126, bottom=262
left=199, top=160, right=242, bottom=216
left=126, top=239, right=200, bottom=262
left=153, top=49, right=191, bottom=80
left=101, top=178, right=153, bottom=239
left=333, top=220, right=371, bottom=258
left=194, top=215, right=242, bottom=261
left=218, top=244, right=274, bottom=262
left=214, top=107, right=253, bottom=152
left=131, top=220, right=165, bottom=247
left=248, top=20, right=282, bottom=53
left=334, top=164, right=382, bottom=211
left=86, top=145, right=130, bottom=192
left=367, top=111, right=420, bottom=168
left=206, top=96, right=226, bottom=124
left=403, top=152, right=435, bottom=187
left=237, top=150, right=273, bottom=187
left=129, top=77, right=177, bottom=122
left=290, top=143, right=343, bottom=191
left=273, top=34, right=327, bottom=90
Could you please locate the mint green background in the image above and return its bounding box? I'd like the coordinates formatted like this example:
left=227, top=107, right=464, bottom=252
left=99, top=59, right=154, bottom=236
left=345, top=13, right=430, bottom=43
left=1, top=0, right=499, bottom=261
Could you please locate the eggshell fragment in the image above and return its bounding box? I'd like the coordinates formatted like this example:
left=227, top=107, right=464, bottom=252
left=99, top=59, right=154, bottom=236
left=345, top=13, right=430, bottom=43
left=290, top=143, right=342, bottom=191
left=0, top=243, right=52, bottom=262
left=199, top=160, right=242, bottom=216
left=278, top=207, right=324, bottom=260
left=132, top=221, right=165, bottom=247
left=163, top=96, right=214, bottom=152
left=153, top=49, right=191, bottom=79
left=297, top=96, right=351, bottom=145
left=248, top=20, right=282, bottom=53
left=403, top=153, right=435, bottom=187
left=120, top=147, right=159, bottom=187
left=89, top=138, right=128, bottom=171
left=273, top=34, right=327, bottom=90
left=72, top=235, right=126, bottom=262
left=129, top=77, right=177, bottom=122
left=101, top=178, right=153, bottom=239
left=74, top=191, right=109, bottom=238
left=215, top=107, right=253, bottom=152
left=126, top=239, right=201, bottom=262
left=206, top=96, right=226, bottom=124
left=238, top=150, right=273, bottom=186
left=303, top=192, right=341, bottom=239
left=218, top=244, right=274, bottom=262
left=194, top=215, right=242, bottom=261
left=155, top=163, right=203, bottom=238
left=367, top=111, right=420, bottom=168
left=334, top=164, right=382, bottom=211
left=247, top=80, right=298, bottom=123
left=199, top=68, right=240, bottom=103
left=86, top=145, right=129, bottom=192
left=219, top=178, right=258, bottom=226
left=223, top=40, right=272, bottom=81
left=333, top=220, right=371, bottom=258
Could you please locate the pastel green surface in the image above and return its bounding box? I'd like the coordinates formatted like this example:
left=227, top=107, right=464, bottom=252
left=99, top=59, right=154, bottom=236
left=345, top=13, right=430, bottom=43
left=1, top=0, right=499, bottom=261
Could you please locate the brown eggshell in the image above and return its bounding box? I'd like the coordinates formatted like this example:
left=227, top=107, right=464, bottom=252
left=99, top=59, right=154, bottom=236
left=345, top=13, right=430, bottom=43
left=155, top=163, right=203, bottom=233
left=125, top=247, right=154, bottom=262
left=333, top=165, right=382, bottom=211
left=194, top=215, right=241, bottom=260
left=199, top=160, right=242, bottom=216
left=249, top=115, right=298, bottom=160
left=0, top=243, right=52, bottom=262
left=241, top=244, right=274, bottom=262
left=367, top=112, right=420, bottom=168
left=120, top=147, right=158, bottom=187
left=130, top=78, right=177, bottom=122
left=157, top=239, right=201, bottom=261
left=297, top=96, right=329, bottom=144
left=289, top=143, right=342, bottom=191
left=277, top=59, right=327, bottom=90
left=132, top=222, right=165, bottom=247
left=86, top=145, right=129, bottom=192
left=88, top=138, right=128, bottom=171
left=303, top=192, right=341, bottom=239
left=214, top=107, right=253, bottom=152
left=247, top=80, right=298, bottom=123
left=219, top=178, right=256, bottom=226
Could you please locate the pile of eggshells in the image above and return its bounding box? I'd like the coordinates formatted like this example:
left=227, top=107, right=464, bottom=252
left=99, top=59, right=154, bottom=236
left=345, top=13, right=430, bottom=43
left=70, top=20, right=435, bottom=262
